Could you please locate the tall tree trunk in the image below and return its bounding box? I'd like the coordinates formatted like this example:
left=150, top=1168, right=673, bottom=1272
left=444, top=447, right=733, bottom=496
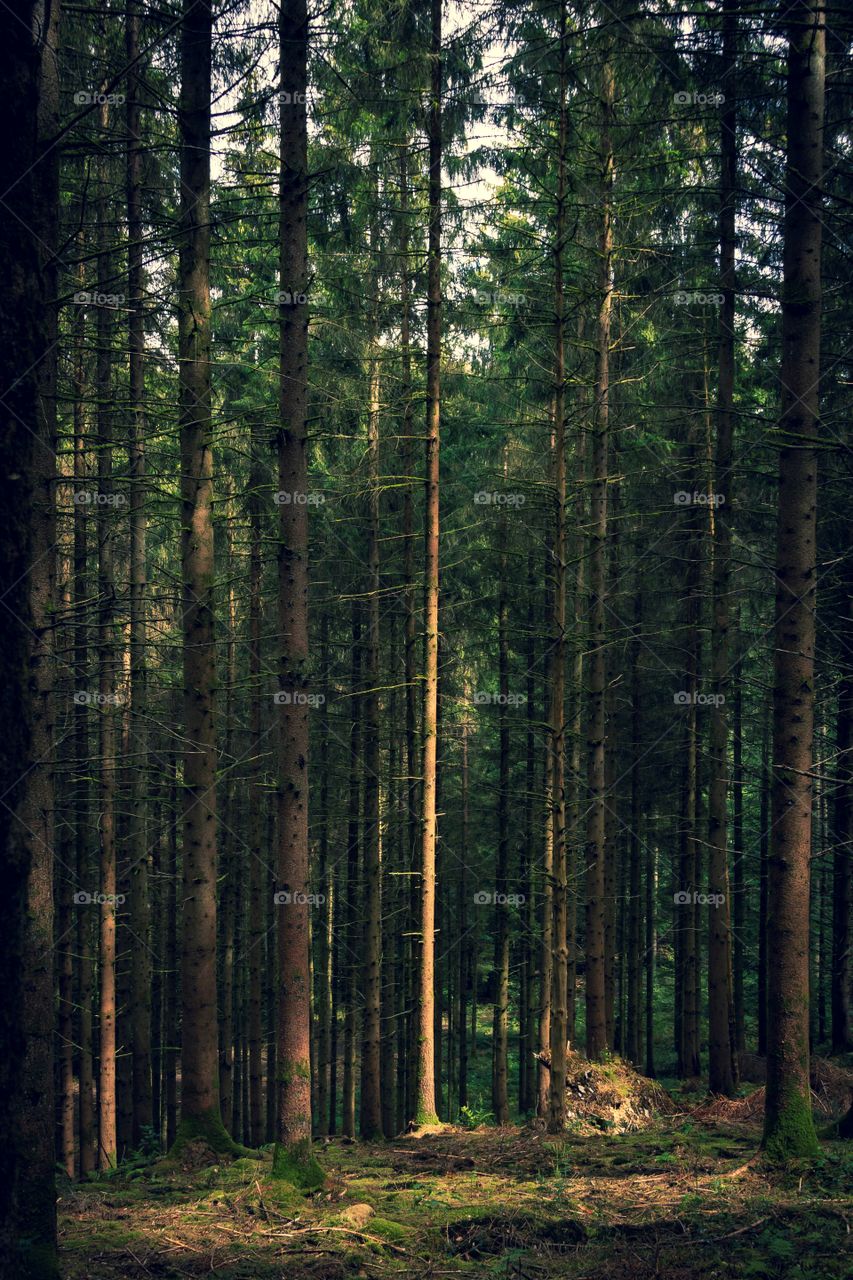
left=585, top=41, right=614, bottom=1064
left=413, top=0, right=442, bottom=1128
left=6, top=0, right=60, bottom=1268
left=832, top=564, right=853, bottom=1052
left=127, top=0, right=152, bottom=1142
left=343, top=604, right=362, bottom=1139
left=548, top=0, right=569, bottom=1131
left=707, top=0, right=738, bottom=1097
left=458, top=689, right=471, bottom=1111
left=758, top=712, right=770, bottom=1055
left=626, top=587, right=642, bottom=1065
left=176, top=0, right=224, bottom=1149
left=732, top=620, right=746, bottom=1058
left=677, top=377, right=702, bottom=1081
left=96, top=95, right=118, bottom=1168
left=398, top=142, right=420, bottom=1132
left=762, top=0, right=824, bottom=1162
left=645, top=839, right=657, bottom=1078
left=273, top=0, right=320, bottom=1186
left=361, top=333, right=383, bottom=1139
left=248, top=421, right=265, bottom=1145
left=316, top=614, right=332, bottom=1136
left=493, top=462, right=511, bottom=1127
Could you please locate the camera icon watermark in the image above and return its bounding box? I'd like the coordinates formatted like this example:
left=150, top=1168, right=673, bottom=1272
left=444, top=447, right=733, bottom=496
left=473, top=890, right=525, bottom=906
left=73, top=290, right=125, bottom=307
left=274, top=890, right=325, bottom=905
left=473, top=491, right=525, bottom=508
left=673, top=691, right=725, bottom=707
left=73, top=489, right=127, bottom=507
left=472, top=691, right=527, bottom=707
left=74, top=691, right=125, bottom=706
left=274, top=491, right=324, bottom=505
left=673, top=890, right=725, bottom=908
left=673, top=291, right=724, bottom=307
left=472, top=288, right=527, bottom=308
left=73, top=90, right=126, bottom=107
left=673, top=491, right=725, bottom=507
left=673, top=91, right=724, bottom=106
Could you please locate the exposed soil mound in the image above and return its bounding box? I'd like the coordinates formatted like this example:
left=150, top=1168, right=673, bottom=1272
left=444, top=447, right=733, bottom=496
left=446, top=1213, right=586, bottom=1259
left=692, top=1057, right=853, bottom=1124
left=537, top=1049, right=677, bottom=1132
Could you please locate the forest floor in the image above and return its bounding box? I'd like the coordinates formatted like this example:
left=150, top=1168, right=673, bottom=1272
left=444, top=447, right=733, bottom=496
left=59, top=1109, right=853, bottom=1280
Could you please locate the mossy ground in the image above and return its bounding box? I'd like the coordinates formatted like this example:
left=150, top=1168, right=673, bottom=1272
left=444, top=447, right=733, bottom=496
left=59, top=1117, right=853, bottom=1279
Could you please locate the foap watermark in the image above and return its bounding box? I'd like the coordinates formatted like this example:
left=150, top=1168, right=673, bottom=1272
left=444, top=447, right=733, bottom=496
left=673, top=890, right=725, bottom=908
left=74, top=691, right=125, bottom=706
left=473, top=890, right=525, bottom=906
left=74, top=891, right=126, bottom=906
left=673, top=91, right=725, bottom=107
left=474, top=491, right=525, bottom=508
left=472, top=691, right=527, bottom=707
left=74, top=90, right=126, bottom=107
left=274, top=289, right=308, bottom=305
left=274, top=490, right=325, bottom=506
left=73, top=489, right=127, bottom=507
left=73, top=290, right=125, bottom=308
left=673, top=491, right=725, bottom=507
left=274, top=890, right=324, bottom=905
left=273, top=690, right=326, bottom=707
left=473, top=288, right=527, bottom=309
left=673, top=691, right=725, bottom=707
left=278, top=91, right=307, bottom=105
left=673, top=290, right=724, bottom=307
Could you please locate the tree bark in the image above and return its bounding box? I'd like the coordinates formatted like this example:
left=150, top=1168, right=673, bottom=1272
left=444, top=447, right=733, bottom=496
left=548, top=0, right=569, bottom=1131
left=413, top=0, right=442, bottom=1129
left=273, top=0, right=320, bottom=1185
left=762, top=0, right=824, bottom=1162
left=175, top=0, right=224, bottom=1147
left=706, top=0, right=738, bottom=1097
left=585, top=43, right=614, bottom=1064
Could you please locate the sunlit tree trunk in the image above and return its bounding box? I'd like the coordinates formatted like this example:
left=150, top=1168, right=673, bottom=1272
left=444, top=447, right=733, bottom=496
left=175, top=0, right=224, bottom=1147
left=413, top=0, right=442, bottom=1128
left=273, top=0, right=320, bottom=1184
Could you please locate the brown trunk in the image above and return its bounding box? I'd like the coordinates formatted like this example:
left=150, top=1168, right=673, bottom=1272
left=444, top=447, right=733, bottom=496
left=707, top=0, right=738, bottom=1097
left=343, top=605, right=362, bottom=1139
left=832, top=564, right=853, bottom=1052
left=732, top=619, right=746, bottom=1057
left=585, top=45, right=614, bottom=1063
left=626, top=588, right=642, bottom=1065
left=413, top=0, right=442, bottom=1128
left=677, top=376, right=701, bottom=1081
left=547, top=0, right=569, bottom=1131
left=248, top=421, right=265, bottom=1145
left=273, top=0, right=319, bottom=1185
left=96, top=94, right=118, bottom=1167
left=164, top=751, right=179, bottom=1149
left=762, top=0, right=824, bottom=1161
left=176, top=0, right=223, bottom=1142
left=127, top=0, right=152, bottom=1142
left=9, top=0, right=60, bottom=1263
left=361, top=329, right=383, bottom=1138
left=493, top=455, right=511, bottom=1126
left=73, top=267, right=96, bottom=1176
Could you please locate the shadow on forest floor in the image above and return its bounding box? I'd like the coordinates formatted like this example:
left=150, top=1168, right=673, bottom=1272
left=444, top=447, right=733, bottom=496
left=59, top=1118, right=853, bottom=1280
